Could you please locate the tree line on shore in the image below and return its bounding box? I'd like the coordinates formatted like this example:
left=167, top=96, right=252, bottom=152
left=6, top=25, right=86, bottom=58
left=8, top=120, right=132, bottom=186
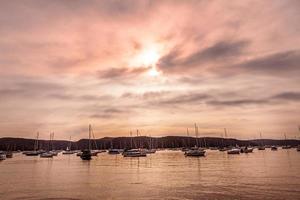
left=1, top=136, right=299, bottom=151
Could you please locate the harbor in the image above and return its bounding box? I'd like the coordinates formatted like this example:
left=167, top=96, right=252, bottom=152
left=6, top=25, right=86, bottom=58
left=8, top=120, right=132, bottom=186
left=1, top=147, right=300, bottom=200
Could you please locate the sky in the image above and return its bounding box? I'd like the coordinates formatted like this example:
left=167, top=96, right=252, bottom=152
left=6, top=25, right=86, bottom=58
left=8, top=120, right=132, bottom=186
left=0, top=0, right=300, bottom=140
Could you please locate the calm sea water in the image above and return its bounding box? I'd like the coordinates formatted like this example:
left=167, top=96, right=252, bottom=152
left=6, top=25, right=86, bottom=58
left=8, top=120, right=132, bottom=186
left=0, top=149, right=300, bottom=200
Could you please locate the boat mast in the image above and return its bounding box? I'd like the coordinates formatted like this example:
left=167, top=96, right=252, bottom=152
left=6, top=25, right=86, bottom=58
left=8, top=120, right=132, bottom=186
left=187, top=128, right=190, bottom=147
left=195, top=123, right=199, bottom=147
left=260, top=132, right=264, bottom=146
left=48, top=133, right=51, bottom=151
left=36, top=132, right=39, bottom=151
left=284, top=133, right=287, bottom=147
left=69, top=136, right=72, bottom=150
left=89, top=124, right=91, bottom=150
left=130, top=131, right=133, bottom=149
left=51, top=132, right=54, bottom=150
left=91, top=127, right=98, bottom=150
left=224, top=128, right=227, bottom=147
left=137, top=129, right=139, bottom=148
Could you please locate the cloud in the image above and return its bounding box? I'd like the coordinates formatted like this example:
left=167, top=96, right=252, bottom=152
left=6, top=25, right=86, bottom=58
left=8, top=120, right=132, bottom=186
left=207, top=99, right=269, bottom=107
left=1, top=1, right=300, bottom=139
left=272, top=92, right=300, bottom=101
left=233, top=50, right=300, bottom=75
left=97, top=67, right=150, bottom=79
left=157, top=93, right=211, bottom=105
left=158, top=40, right=250, bottom=71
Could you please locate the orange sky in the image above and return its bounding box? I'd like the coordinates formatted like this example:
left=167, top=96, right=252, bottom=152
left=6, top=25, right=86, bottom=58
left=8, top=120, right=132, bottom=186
left=0, top=0, right=300, bottom=140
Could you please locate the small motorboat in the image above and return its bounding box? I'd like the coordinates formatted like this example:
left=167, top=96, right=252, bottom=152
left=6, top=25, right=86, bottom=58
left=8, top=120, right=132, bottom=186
left=108, top=149, right=121, bottom=154
left=123, top=149, right=147, bottom=157
left=227, top=148, right=240, bottom=154
left=271, top=146, right=278, bottom=151
left=258, top=146, right=266, bottom=150
left=185, top=149, right=205, bottom=157
left=25, top=151, right=39, bottom=156
left=282, top=145, right=292, bottom=149
left=219, top=147, right=227, bottom=152
left=5, top=151, right=13, bottom=158
left=144, top=149, right=156, bottom=154
left=62, top=147, right=76, bottom=154
left=40, top=152, right=54, bottom=158
left=240, top=147, right=253, bottom=153
left=0, top=152, right=6, bottom=161
left=49, top=150, right=58, bottom=156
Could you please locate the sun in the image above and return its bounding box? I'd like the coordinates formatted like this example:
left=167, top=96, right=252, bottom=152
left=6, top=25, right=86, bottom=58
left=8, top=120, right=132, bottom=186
left=129, top=45, right=163, bottom=77
left=134, top=47, right=160, bottom=67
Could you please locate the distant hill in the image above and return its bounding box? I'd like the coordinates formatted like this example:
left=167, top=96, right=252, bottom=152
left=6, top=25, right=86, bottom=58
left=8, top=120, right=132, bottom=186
left=0, top=136, right=299, bottom=151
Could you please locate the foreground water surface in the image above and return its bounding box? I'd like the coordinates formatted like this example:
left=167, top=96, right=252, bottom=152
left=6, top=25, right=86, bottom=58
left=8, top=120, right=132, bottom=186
left=0, top=149, right=300, bottom=200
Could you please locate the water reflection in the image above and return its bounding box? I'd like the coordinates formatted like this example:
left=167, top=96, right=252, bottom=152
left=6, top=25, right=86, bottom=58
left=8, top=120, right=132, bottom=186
left=0, top=149, right=299, bottom=200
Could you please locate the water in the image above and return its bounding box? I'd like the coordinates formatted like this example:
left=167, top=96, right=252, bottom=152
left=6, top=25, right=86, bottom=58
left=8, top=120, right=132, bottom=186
left=0, top=149, right=300, bottom=200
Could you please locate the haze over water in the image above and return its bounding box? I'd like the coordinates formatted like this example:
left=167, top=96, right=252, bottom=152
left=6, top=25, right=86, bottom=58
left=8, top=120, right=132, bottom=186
left=1, top=149, right=300, bottom=200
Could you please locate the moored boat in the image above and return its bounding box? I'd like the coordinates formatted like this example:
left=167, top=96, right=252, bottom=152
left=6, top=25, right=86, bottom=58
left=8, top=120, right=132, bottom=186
left=25, top=151, right=39, bottom=156
left=49, top=150, right=59, bottom=156
left=185, top=148, right=205, bottom=157
left=227, top=148, right=240, bottom=154
left=25, top=132, right=40, bottom=156
left=271, top=146, right=278, bottom=151
left=282, top=145, right=292, bottom=149
left=63, top=136, right=75, bottom=154
left=184, top=123, right=206, bottom=157
left=5, top=151, right=13, bottom=158
left=123, top=149, right=147, bottom=157
left=258, top=146, right=265, bottom=150
left=0, top=152, right=6, bottom=160
left=108, top=149, right=121, bottom=154
left=282, top=133, right=291, bottom=149
left=144, top=149, right=156, bottom=154
left=240, top=147, right=253, bottom=153
left=80, top=149, right=92, bottom=160
left=80, top=124, right=93, bottom=160
left=40, top=152, right=53, bottom=158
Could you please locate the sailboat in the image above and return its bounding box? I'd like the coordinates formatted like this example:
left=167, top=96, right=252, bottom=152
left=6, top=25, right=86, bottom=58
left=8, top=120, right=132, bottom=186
left=282, top=133, right=292, bottom=149
left=49, top=132, right=58, bottom=156
left=227, top=148, right=240, bottom=154
left=226, top=129, right=240, bottom=154
left=271, top=146, right=278, bottom=151
left=219, top=129, right=227, bottom=151
left=185, top=124, right=205, bottom=157
left=258, top=132, right=266, bottom=150
left=123, top=130, right=147, bottom=157
left=144, top=135, right=156, bottom=154
left=25, top=132, right=40, bottom=156
left=296, top=126, right=300, bottom=152
left=4, top=145, right=13, bottom=158
left=62, top=136, right=75, bottom=154
left=80, top=124, right=92, bottom=160
left=90, top=127, right=102, bottom=156
left=40, top=133, right=54, bottom=158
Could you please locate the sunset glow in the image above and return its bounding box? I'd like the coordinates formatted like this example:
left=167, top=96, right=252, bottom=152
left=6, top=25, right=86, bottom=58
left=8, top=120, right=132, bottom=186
left=134, top=47, right=160, bottom=67
left=0, top=1, right=299, bottom=140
